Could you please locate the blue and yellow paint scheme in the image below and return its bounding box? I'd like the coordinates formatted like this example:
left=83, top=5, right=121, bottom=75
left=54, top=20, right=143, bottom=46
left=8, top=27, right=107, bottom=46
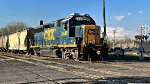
left=33, top=24, right=101, bottom=48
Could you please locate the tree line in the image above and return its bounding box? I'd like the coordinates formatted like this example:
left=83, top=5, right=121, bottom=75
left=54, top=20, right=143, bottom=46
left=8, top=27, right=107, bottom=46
left=107, top=35, right=134, bottom=48
left=0, top=22, right=28, bottom=36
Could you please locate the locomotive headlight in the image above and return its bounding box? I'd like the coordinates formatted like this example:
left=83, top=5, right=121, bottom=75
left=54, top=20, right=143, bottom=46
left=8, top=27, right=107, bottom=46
left=89, top=41, right=92, bottom=44
left=71, top=40, right=73, bottom=42
left=97, top=51, right=101, bottom=55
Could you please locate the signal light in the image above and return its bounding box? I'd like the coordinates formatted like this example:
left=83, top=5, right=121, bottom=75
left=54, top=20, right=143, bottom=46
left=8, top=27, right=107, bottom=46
left=135, top=35, right=144, bottom=39
left=135, top=35, right=149, bottom=41
left=144, top=35, right=149, bottom=41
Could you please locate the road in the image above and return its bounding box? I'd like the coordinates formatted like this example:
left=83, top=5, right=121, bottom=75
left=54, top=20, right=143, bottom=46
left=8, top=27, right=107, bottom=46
left=0, top=52, right=150, bottom=84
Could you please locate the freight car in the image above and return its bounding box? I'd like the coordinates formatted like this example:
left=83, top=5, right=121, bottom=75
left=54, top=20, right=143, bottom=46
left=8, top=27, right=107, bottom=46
left=30, top=13, right=106, bottom=61
left=1, top=28, right=34, bottom=53
left=0, top=35, right=8, bottom=52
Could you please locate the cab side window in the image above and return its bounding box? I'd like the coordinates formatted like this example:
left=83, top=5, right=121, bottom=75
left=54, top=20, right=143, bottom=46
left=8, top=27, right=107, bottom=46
left=63, top=22, right=68, bottom=30
left=69, top=27, right=75, bottom=37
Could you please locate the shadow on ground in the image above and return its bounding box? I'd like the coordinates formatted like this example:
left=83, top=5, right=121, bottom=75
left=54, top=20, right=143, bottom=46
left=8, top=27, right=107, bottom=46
left=108, top=53, right=150, bottom=62
left=18, top=76, right=150, bottom=84
left=95, top=76, right=150, bottom=84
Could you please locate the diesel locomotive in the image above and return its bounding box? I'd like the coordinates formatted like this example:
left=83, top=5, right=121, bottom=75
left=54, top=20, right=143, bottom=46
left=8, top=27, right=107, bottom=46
left=30, top=13, right=106, bottom=61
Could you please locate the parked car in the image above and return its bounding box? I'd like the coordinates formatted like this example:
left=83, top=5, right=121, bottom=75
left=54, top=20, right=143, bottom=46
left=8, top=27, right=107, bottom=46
left=108, top=48, right=113, bottom=52
left=113, top=47, right=124, bottom=57
left=124, top=48, right=132, bottom=51
left=131, top=47, right=137, bottom=51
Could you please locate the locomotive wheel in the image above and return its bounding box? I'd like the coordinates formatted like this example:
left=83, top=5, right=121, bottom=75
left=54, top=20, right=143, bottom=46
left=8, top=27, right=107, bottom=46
left=61, top=49, right=65, bottom=59
left=61, top=49, right=69, bottom=60
left=26, top=48, right=34, bottom=56
left=35, top=51, right=40, bottom=56
left=56, top=49, right=62, bottom=58
left=87, top=53, right=92, bottom=61
left=34, top=49, right=40, bottom=57
left=63, top=53, right=69, bottom=60
left=72, top=50, right=79, bottom=61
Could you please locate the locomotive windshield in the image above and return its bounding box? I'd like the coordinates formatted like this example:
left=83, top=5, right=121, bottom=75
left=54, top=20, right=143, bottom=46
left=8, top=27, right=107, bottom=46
left=88, top=29, right=99, bottom=35
left=69, top=16, right=95, bottom=27
left=62, top=14, right=96, bottom=37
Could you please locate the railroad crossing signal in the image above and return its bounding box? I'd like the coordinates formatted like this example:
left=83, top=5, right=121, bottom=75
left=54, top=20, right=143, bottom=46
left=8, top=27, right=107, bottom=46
left=135, top=35, right=149, bottom=41
left=135, top=35, right=144, bottom=39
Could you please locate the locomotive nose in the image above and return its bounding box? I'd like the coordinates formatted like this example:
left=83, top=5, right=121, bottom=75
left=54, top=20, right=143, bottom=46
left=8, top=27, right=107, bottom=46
left=83, top=25, right=96, bottom=45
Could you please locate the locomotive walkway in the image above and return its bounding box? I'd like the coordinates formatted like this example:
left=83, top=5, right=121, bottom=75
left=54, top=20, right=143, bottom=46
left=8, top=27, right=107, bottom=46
left=0, top=52, right=150, bottom=83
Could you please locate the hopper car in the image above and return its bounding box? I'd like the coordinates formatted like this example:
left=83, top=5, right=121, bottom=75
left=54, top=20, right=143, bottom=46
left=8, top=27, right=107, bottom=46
left=0, top=28, right=34, bottom=54
left=0, top=36, right=8, bottom=52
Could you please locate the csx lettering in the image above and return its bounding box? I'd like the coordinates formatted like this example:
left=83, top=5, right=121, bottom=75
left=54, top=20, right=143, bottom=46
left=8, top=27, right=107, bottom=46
left=44, top=28, right=55, bottom=40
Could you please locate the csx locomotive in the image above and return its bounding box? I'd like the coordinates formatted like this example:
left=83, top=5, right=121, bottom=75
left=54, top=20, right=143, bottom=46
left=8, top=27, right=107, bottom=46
left=0, top=13, right=107, bottom=61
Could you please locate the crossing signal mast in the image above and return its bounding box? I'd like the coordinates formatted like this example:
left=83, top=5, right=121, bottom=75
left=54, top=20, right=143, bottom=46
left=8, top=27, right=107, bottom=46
left=135, top=25, right=149, bottom=60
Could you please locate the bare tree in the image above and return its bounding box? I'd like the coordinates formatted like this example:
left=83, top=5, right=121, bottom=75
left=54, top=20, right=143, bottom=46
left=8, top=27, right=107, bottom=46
left=0, top=28, right=8, bottom=36
left=124, top=35, right=132, bottom=43
left=5, top=21, right=28, bottom=34
left=0, top=22, right=28, bottom=36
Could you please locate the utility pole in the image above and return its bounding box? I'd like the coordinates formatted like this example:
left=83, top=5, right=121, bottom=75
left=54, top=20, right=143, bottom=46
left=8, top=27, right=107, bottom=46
left=113, top=29, right=116, bottom=49
left=102, top=0, right=107, bottom=44
left=101, top=0, right=108, bottom=60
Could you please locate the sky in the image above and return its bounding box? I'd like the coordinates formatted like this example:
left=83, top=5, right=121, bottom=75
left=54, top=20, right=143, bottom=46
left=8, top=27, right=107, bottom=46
left=0, top=0, right=150, bottom=39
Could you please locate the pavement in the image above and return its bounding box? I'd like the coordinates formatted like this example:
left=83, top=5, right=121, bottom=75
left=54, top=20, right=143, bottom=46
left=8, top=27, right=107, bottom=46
left=0, top=59, right=93, bottom=84
left=0, top=60, right=48, bottom=84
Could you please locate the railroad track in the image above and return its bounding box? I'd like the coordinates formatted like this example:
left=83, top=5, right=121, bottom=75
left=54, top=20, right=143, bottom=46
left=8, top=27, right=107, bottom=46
left=1, top=52, right=149, bottom=73
left=27, top=55, right=150, bottom=74
left=0, top=53, right=104, bottom=83
left=0, top=52, right=149, bottom=83
left=0, top=52, right=129, bottom=77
